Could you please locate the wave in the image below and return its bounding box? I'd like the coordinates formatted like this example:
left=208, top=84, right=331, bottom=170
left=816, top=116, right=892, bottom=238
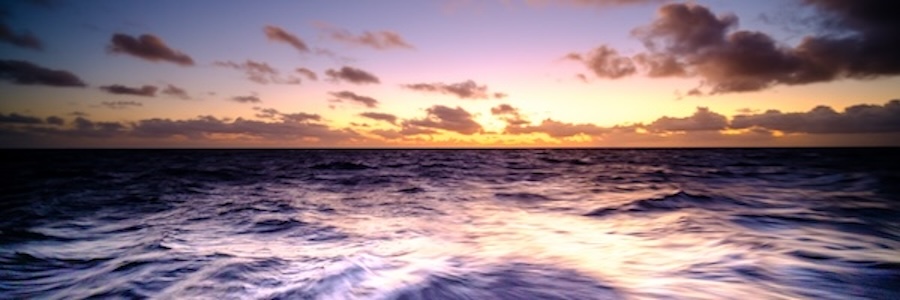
left=311, top=162, right=373, bottom=170
left=584, top=190, right=750, bottom=217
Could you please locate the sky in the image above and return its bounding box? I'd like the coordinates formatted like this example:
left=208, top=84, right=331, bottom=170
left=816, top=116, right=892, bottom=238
left=1, top=0, right=898, bottom=148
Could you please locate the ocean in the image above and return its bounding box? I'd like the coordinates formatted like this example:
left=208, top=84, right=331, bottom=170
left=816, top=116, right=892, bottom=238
left=1, top=149, right=898, bottom=299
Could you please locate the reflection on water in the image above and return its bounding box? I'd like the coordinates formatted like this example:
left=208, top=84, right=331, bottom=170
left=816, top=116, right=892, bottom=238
left=1, top=149, right=899, bottom=299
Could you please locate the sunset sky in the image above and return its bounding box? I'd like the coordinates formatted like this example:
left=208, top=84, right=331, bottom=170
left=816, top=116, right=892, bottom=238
left=1, top=0, right=898, bottom=147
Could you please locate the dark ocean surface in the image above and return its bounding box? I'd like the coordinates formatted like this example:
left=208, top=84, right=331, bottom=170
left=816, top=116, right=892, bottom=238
left=2, top=149, right=899, bottom=299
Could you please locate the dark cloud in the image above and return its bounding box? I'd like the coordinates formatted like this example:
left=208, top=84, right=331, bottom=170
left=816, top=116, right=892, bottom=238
left=506, top=119, right=609, bottom=138
left=598, top=2, right=900, bottom=93
left=45, top=116, right=64, bottom=125
left=633, top=53, right=686, bottom=77
left=565, top=46, right=636, bottom=79
left=264, top=25, right=310, bottom=53
left=405, top=105, right=482, bottom=135
left=0, top=112, right=42, bottom=124
left=231, top=95, right=261, bottom=104
left=731, top=100, right=900, bottom=134
left=101, top=101, right=143, bottom=109
left=401, top=80, right=500, bottom=100
left=359, top=112, right=397, bottom=124
left=647, top=107, right=728, bottom=132
left=108, top=33, right=194, bottom=66
left=325, top=66, right=380, bottom=85
left=99, top=84, right=157, bottom=97
left=133, top=115, right=357, bottom=142
left=0, top=18, right=42, bottom=50
left=490, top=104, right=530, bottom=126
left=0, top=59, right=87, bottom=87
left=0, top=113, right=360, bottom=146
left=214, top=60, right=301, bottom=85
left=71, top=117, right=126, bottom=136
left=329, top=91, right=379, bottom=108
left=493, top=92, right=508, bottom=99
left=317, top=23, right=413, bottom=50
left=162, top=84, right=190, bottom=99
left=296, top=68, right=317, bottom=81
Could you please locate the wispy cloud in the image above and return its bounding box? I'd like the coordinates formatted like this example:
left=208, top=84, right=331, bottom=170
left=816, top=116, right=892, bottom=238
left=359, top=112, right=398, bottom=125
left=329, top=91, right=379, bottom=108
left=108, top=33, right=194, bottom=66
left=100, top=101, right=143, bottom=109
left=231, top=95, right=261, bottom=104
left=401, top=80, right=502, bottom=100
left=99, top=84, right=157, bottom=97
left=491, top=104, right=530, bottom=126
left=161, top=84, right=190, bottom=99
left=324, top=66, right=380, bottom=84
left=214, top=60, right=302, bottom=85
left=316, top=23, right=413, bottom=50
left=506, top=118, right=611, bottom=137
left=264, top=25, right=310, bottom=53
left=253, top=107, right=321, bottom=122
left=296, top=68, right=317, bottom=81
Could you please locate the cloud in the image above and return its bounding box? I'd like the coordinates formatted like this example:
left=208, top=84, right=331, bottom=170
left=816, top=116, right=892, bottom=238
left=369, top=129, right=403, bottom=139
left=231, top=95, right=261, bottom=103
left=731, top=100, right=900, bottom=134
left=45, top=116, right=64, bottom=125
left=162, top=84, right=190, bottom=99
left=99, top=84, right=157, bottom=97
left=108, top=33, right=194, bottom=66
left=584, top=2, right=900, bottom=93
left=359, top=112, right=397, bottom=124
left=0, top=59, right=87, bottom=87
left=0, top=113, right=42, bottom=124
left=214, top=60, right=301, bottom=85
left=565, top=46, right=636, bottom=79
left=264, top=25, right=310, bottom=53
left=370, top=126, right=438, bottom=139
left=252, top=107, right=321, bottom=122
left=281, top=112, right=322, bottom=123
left=296, top=68, right=317, bottom=81
left=316, top=23, right=413, bottom=50
left=325, top=66, right=380, bottom=84
left=401, top=80, right=500, bottom=99
left=647, top=107, right=729, bottom=132
left=506, top=118, right=610, bottom=137
left=405, top=105, right=482, bottom=135
left=0, top=18, right=42, bottom=50
left=132, top=115, right=357, bottom=142
left=490, top=103, right=530, bottom=126
left=100, top=101, right=143, bottom=109
left=329, top=91, right=379, bottom=108
left=71, top=117, right=126, bottom=136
